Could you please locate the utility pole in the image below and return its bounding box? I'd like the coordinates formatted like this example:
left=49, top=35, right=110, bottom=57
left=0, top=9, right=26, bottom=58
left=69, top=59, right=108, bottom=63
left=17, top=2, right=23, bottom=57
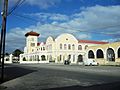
left=0, top=0, right=8, bottom=83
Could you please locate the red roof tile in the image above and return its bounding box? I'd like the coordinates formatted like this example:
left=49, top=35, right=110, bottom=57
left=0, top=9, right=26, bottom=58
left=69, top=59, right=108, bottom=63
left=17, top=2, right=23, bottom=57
left=37, top=43, right=40, bottom=46
left=78, top=40, right=108, bottom=44
left=25, top=31, right=40, bottom=37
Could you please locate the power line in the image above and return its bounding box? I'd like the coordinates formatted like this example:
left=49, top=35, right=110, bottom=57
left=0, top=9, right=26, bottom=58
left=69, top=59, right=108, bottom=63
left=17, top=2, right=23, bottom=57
left=12, top=13, right=120, bottom=37
left=13, top=13, right=38, bottom=22
left=7, top=0, right=26, bottom=16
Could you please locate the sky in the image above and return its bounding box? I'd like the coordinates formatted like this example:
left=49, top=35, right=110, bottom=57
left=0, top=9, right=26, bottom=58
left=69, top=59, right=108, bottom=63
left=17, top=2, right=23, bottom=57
left=0, top=0, right=120, bottom=53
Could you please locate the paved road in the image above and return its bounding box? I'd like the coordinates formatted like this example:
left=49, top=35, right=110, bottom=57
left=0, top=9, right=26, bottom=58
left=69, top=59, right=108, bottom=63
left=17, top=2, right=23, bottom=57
left=1, top=64, right=120, bottom=90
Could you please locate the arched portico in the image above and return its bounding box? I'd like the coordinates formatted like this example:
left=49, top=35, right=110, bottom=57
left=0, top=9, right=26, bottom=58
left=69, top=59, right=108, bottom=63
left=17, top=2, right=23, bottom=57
left=88, top=50, right=95, bottom=59
left=118, top=47, right=120, bottom=58
left=96, top=49, right=104, bottom=58
left=107, top=48, right=115, bottom=61
left=41, top=55, right=46, bottom=61
left=77, top=54, right=83, bottom=62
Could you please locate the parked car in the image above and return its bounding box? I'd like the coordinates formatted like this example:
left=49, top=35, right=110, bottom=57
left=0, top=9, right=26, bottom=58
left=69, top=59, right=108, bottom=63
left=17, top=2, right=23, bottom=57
left=83, top=59, right=99, bottom=66
left=64, top=60, right=71, bottom=65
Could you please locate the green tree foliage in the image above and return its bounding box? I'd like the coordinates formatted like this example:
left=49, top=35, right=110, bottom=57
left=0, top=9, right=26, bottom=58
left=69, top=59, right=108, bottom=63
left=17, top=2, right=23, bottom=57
left=12, top=49, right=23, bottom=57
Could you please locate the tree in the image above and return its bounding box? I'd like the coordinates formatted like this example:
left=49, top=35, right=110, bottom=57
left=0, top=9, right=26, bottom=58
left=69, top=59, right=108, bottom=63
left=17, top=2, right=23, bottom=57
left=12, top=49, right=23, bottom=57
left=5, top=53, right=9, bottom=56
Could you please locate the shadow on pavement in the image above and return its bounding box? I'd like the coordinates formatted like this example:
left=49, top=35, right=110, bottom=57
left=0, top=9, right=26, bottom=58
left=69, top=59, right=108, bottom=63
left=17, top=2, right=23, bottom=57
left=0, top=64, right=36, bottom=83
left=44, top=81, right=120, bottom=90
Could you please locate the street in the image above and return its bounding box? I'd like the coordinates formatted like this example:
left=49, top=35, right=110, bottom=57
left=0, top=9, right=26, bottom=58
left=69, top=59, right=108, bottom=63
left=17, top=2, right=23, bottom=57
left=1, top=64, right=120, bottom=90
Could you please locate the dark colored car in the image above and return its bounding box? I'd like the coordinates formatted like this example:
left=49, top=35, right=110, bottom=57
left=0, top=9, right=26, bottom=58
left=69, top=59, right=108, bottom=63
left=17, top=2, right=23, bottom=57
left=64, top=60, right=70, bottom=65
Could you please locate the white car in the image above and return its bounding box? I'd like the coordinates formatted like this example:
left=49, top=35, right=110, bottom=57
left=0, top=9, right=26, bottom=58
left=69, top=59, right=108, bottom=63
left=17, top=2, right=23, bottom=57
left=84, top=59, right=99, bottom=66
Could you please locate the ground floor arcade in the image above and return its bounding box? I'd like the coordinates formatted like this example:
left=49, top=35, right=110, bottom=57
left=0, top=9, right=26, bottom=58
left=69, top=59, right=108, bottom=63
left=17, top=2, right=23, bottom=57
left=86, top=42, right=120, bottom=65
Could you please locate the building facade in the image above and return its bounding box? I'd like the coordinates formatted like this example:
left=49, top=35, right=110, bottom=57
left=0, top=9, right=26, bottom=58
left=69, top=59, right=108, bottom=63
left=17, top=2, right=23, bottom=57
left=20, top=31, right=110, bottom=64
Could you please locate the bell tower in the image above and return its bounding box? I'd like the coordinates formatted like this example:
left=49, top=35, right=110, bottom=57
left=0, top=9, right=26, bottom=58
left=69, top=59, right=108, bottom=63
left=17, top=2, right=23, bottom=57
left=25, top=31, right=40, bottom=53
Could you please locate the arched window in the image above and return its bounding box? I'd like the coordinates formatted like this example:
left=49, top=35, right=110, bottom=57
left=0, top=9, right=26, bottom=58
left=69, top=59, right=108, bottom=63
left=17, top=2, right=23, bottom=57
left=107, top=48, right=115, bottom=61
left=72, top=44, right=75, bottom=50
left=118, top=48, right=120, bottom=58
left=96, top=49, right=104, bottom=58
left=78, top=55, right=83, bottom=62
left=60, top=55, right=62, bottom=61
left=78, top=45, right=82, bottom=50
left=41, top=55, right=46, bottom=61
left=60, top=44, right=62, bottom=49
left=88, top=50, right=94, bottom=58
left=85, top=45, right=88, bottom=50
left=41, top=47, right=42, bottom=51
left=68, top=55, right=71, bottom=60
left=68, top=44, right=71, bottom=50
left=64, top=44, right=67, bottom=50
left=43, top=47, right=45, bottom=51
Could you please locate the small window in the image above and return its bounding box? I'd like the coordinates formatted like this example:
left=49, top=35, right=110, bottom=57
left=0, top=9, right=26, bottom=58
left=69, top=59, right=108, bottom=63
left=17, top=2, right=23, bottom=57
left=64, top=44, right=67, bottom=50
left=72, top=44, right=75, bottom=50
left=85, top=45, right=88, bottom=50
left=43, top=47, right=45, bottom=50
left=78, top=45, right=82, bottom=50
left=31, top=38, right=34, bottom=41
left=60, top=44, right=62, bottom=49
left=60, top=55, right=62, bottom=61
left=68, top=44, right=71, bottom=50
left=31, top=43, right=35, bottom=47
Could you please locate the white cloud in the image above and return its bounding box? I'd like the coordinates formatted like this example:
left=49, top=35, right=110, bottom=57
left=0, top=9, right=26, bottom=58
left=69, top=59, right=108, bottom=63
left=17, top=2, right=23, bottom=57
left=102, top=38, right=118, bottom=43
left=25, top=13, right=69, bottom=22
left=9, top=0, right=61, bottom=9
left=71, top=5, right=120, bottom=31
left=6, top=5, right=120, bottom=52
left=76, top=34, right=91, bottom=39
left=26, top=0, right=61, bottom=9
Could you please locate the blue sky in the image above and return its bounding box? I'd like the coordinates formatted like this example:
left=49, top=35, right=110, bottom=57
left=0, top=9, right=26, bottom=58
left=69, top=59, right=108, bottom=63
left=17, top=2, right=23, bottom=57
left=0, top=0, right=120, bottom=53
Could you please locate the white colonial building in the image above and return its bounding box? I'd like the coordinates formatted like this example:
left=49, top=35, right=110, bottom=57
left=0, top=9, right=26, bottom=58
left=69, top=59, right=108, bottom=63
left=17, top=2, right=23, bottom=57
left=20, top=31, right=108, bottom=64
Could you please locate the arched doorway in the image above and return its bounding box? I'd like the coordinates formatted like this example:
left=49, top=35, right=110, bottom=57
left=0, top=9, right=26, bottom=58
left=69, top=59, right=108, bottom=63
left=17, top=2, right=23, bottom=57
left=68, top=55, right=71, bottom=60
left=118, top=47, right=120, bottom=58
left=41, top=55, right=46, bottom=61
left=88, top=50, right=94, bottom=59
left=78, top=55, right=83, bottom=62
left=96, top=49, right=104, bottom=58
left=107, top=48, right=115, bottom=61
